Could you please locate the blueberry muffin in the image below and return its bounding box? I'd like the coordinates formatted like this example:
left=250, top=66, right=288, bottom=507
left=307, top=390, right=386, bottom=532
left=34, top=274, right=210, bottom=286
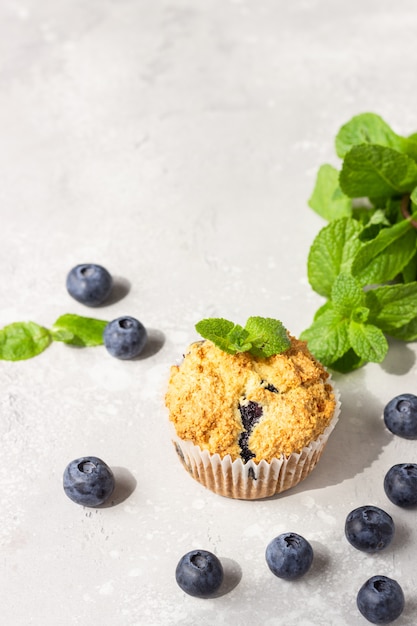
left=165, top=334, right=339, bottom=499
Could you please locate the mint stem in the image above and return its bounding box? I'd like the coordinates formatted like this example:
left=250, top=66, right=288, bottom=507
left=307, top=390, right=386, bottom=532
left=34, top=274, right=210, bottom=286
left=401, top=193, right=417, bottom=228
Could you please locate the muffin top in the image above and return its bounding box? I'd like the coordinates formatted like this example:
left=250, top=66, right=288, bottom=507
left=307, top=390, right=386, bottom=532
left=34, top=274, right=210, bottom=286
left=165, top=335, right=336, bottom=463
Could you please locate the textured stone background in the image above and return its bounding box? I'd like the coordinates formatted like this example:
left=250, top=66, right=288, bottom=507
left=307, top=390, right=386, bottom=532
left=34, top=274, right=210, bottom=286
left=2, top=1, right=417, bottom=624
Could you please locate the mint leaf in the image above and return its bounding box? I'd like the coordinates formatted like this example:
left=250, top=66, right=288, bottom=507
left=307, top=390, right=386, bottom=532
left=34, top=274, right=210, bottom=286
left=402, top=252, right=417, bottom=283
left=305, top=113, right=417, bottom=372
left=51, top=313, right=108, bottom=347
left=348, top=321, right=388, bottom=363
left=195, top=318, right=236, bottom=353
left=339, top=145, right=417, bottom=198
left=335, top=113, right=407, bottom=158
left=195, top=318, right=234, bottom=337
left=331, top=273, right=365, bottom=317
left=244, top=316, right=291, bottom=357
left=195, top=316, right=290, bottom=357
left=308, top=164, right=352, bottom=221
left=358, top=209, right=391, bottom=242
left=195, top=318, right=249, bottom=355
left=0, top=321, right=51, bottom=361
left=365, top=282, right=417, bottom=330
left=307, top=217, right=363, bottom=297
left=226, top=324, right=252, bottom=353
left=351, top=307, right=370, bottom=324
left=313, top=301, right=333, bottom=320
left=404, top=135, right=417, bottom=161
left=351, top=218, right=417, bottom=285
left=300, top=306, right=351, bottom=366
left=330, top=348, right=367, bottom=373
left=384, top=316, right=417, bottom=341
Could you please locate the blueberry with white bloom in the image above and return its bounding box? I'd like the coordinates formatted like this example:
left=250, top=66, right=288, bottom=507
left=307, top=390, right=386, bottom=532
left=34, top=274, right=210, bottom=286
left=103, top=316, right=147, bottom=359
left=384, top=463, right=417, bottom=508
left=383, top=393, right=417, bottom=439
left=63, top=456, right=115, bottom=506
left=357, top=575, right=404, bottom=624
left=175, top=550, right=224, bottom=598
left=66, top=263, right=113, bottom=306
left=265, top=532, right=313, bottom=580
left=345, top=505, right=394, bottom=553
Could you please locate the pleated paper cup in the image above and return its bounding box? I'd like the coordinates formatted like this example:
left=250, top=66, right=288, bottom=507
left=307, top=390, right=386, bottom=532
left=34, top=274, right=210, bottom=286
left=172, top=387, right=340, bottom=500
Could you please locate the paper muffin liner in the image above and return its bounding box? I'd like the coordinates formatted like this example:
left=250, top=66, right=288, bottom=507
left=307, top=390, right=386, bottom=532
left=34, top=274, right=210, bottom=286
left=172, top=385, right=340, bottom=500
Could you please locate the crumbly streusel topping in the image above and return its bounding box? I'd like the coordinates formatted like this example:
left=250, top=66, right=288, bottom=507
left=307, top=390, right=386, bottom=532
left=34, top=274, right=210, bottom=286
left=165, top=336, right=336, bottom=463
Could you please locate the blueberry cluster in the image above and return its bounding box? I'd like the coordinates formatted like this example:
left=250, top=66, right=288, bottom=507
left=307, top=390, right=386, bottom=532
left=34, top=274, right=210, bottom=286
left=341, top=392, right=417, bottom=623
left=326, top=393, right=417, bottom=623
left=174, top=393, right=417, bottom=622
left=344, top=505, right=403, bottom=623
left=382, top=394, right=417, bottom=510
left=175, top=532, right=314, bottom=600
left=66, top=263, right=148, bottom=359
left=60, top=279, right=416, bottom=624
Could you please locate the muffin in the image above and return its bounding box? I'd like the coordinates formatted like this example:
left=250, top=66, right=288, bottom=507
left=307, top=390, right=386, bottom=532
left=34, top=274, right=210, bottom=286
left=165, top=328, right=339, bottom=499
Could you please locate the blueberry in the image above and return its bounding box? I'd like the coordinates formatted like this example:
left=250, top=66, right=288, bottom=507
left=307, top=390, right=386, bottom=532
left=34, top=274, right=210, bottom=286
left=238, top=401, right=263, bottom=463
left=261, top=380, right=279, bottom=393
left=357, top=575, right=404, bottom=624
left=175, top=549, right=224, bottom=598
left=384, top=463, right=417, bottom=508
left=345, top=505, right=394, bottom=553
left=265, top=532, right=314, bottom=580
left=103, top=316, right=147, bottom=359
left=63, top=456, right=115, bottom=506
left=66, top=263, right=113, bottom=307
left=383, top=393, right=417, bottom=439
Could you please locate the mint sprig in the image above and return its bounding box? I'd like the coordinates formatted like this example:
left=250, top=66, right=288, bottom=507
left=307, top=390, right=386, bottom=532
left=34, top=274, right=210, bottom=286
left=0, top=314, right=109, bottom=361
left=195, top=316, right=291, bottom=358
left=0, top=322, right=52, bottom=361
left=51, top=314, right=108, bottom=347
left=303, top=112, right=417, bottom=372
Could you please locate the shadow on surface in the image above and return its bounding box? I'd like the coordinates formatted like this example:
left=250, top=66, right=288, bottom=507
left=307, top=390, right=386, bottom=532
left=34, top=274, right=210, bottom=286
left=381, top=338, right=416, bottom=376
left=390, top=519, right=413, bottom=552
left=269, top=366, right=393, bottom=500
left=136, top=328, right=165, bottom=359
left=100, top=466, right=137, bottom=507
left=399, top=595, right=417, bottom=625
left=213, top=557, right=242, bottom=597
left=105, top=276, right=131, bottom=305
left=307, top=541, right=331, bottom=581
